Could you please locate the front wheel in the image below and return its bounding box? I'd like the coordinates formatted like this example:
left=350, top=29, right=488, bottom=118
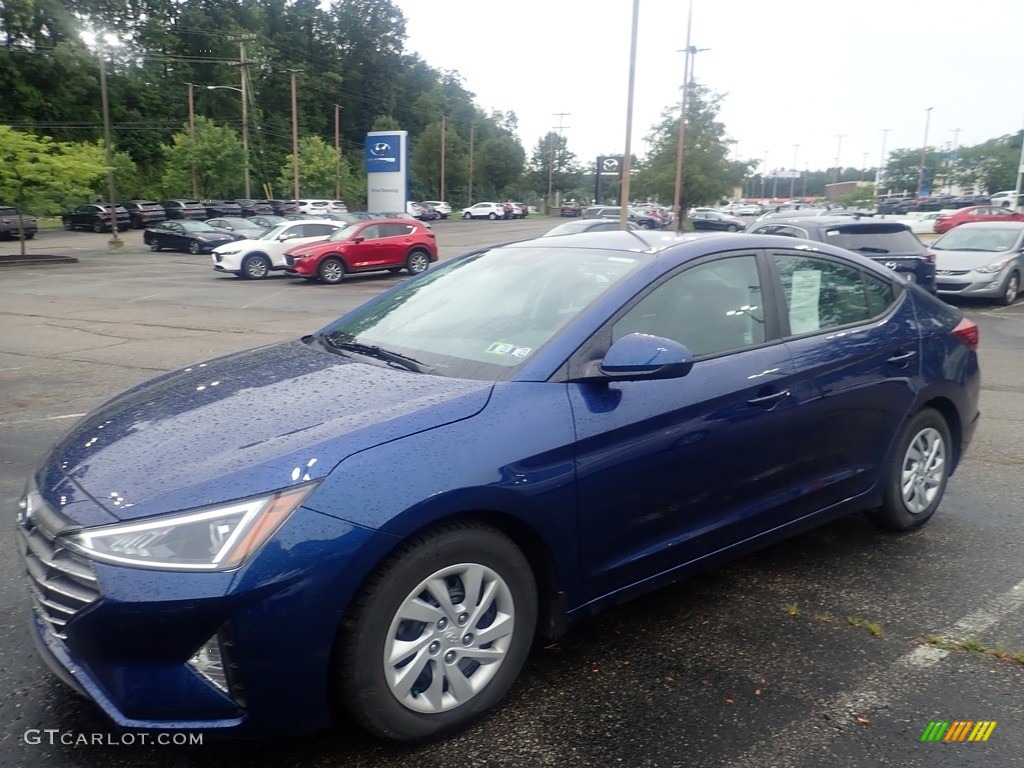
left=999, top=270, right=1020, bottom=306
left=149, top=240, right=161, bottom=252
left=92, top=220, right=104, bottom=233
left=864, top=408, right=951, bottom=531
left=406, top=249, right=430, bottom=275
left=318, top=256, right=345, bottom=284
left=188, top=240, right=201, bottom=255
left=463, top=212, right=472, bottom=220
left=63, top=220, right=74, bottom=231
left=336, top=522, right=537, bottom=742
left=241, top=254, right=270, bottom=279
left=727, top=224, right=740, bottom=232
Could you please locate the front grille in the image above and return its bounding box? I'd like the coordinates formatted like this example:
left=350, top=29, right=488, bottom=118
left=936, top=269, right=970, bottom=276
left=17, top=496, right=100, bottom=643
left=938, top=282, right=972, bottom=292
left=284, top=255, right=294, bottom=266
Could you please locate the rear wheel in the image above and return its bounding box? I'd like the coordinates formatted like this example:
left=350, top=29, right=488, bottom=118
left=336, top=522, right=537, bottom=742
left=241, top=254, right=270, bottom=280
left=406, top=249, right=430, bottom=275
left=318, top=256, right=345, bottom=284
left=727, top=224, right=740, bottom=232
left=999, top=270, right=1020, bottom=306
left=864, top=408, right=951, bottom=531
left=488, top=212, right=497, bottom=220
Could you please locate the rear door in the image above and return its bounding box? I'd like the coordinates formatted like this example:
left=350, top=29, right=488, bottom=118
left=767, top=248, right=920, bottom=515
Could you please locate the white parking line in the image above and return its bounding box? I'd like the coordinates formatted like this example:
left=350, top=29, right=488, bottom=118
left=736, top=577, right=1024, bottom=766
left=0, top=412, right=87, bottom=427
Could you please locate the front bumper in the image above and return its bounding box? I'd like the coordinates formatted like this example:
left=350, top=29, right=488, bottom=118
left=936, top=269, right=1013, bottom=299
left=20, top=500, right=392, bottom=736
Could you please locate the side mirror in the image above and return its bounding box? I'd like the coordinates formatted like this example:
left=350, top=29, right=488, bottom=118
left=278, top=232, right=297, bottom=241
left=572, top=333, right=694, bottom=383
left=351, top=236, right=365, bottom=244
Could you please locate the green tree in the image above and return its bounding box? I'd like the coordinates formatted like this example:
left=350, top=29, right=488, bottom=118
left=837, top=184, right=877, bottom=207
left=411, top=121, right=469, bottom=202
left=474, top=135, right=525, bottom=200
left=0, top=127, right=108, bottom=255
left=632, top=86, right=746, bottom=213
left=276, top=135, right=360, bottom=201
left=527, top=132, right=583, bottom=205
left=161, top=117, right=244, bottom=198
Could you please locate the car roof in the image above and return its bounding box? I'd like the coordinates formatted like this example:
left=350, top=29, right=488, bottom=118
left=947, top=221, right=1024, bottom=229
left=757, top=216, right=908, bottom=230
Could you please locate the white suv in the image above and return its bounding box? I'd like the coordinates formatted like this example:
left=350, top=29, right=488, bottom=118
left=212, top=220, right=341, bottom=279
left=461, top=202, right=504, bottom=220
left=421, top=200, right=452, bottom=218
left=990, top=191, right=1020, bottom=209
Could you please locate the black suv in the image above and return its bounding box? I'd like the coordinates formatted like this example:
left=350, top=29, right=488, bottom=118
left=62, top=204, right=131, bottom=233
left=203, top=200, right=243, bottom=217
left=162, top=199, right=209, bottom=220
left=234, top=199, right=275, bottom=217
left=582, top=206, right=662, bottom=229
left=746, top=216, right=936, bottom=292
left=123, top=200, right=167, bottom=229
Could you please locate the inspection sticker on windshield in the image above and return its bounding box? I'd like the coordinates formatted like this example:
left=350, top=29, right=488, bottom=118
left=486, top=342, right=532, bottom=358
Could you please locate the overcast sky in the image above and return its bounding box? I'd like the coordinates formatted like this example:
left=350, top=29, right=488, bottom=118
left=393, top=0, right=1024, bottom=174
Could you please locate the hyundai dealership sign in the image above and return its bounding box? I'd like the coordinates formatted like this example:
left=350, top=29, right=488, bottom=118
left=365, top=131, right=408, bottom=212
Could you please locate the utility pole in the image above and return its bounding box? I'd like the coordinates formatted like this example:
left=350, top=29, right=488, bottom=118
left=97, top=39, right=121, bottom=248
left=550, top=112, right=570, bottom=210
left=229, top=34, right=256, bottom=199
left=468, top=124, right=475, bottom=205
left=334, top=104, right=341, bottom=199
left=186, top=82, right=198, bottom=197
left=917, top=107, right=933, bottom=197
left=440, top=115, right=446, bottom=204
left=287, top=69, right=302, bottom=204
left=672, top=0, right=693, bottom=232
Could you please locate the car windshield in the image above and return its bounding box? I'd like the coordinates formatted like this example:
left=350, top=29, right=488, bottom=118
left=180, top=221, right=219, bottom=232
left=544, top=221, right=609, bottom=236
left=315, top=246, right=645, bottom=381
left=258, top=224, right=293, bottom=240
left=932, top=227, right=1021, bottom=252
left=327, top=223, right=362, bottom=242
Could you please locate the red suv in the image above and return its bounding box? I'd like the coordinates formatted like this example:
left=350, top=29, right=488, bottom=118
left=284, top=219, right=437, bottom=284
left=560, top=201, right=581, bottom=217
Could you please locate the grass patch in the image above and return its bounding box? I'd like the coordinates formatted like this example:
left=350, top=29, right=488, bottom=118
left=847, top=616, right=883, bottom=636
left=784, top=602, right=800, bottom=617
left=922, top=635, right=1024, bottom=665
left=38, top=217, right=63, bottom=230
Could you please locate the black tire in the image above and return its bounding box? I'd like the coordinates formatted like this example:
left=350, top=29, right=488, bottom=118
left=998, top=271, right=1020, bottom=306
left=488, top=212, right=497, bottom=220
left=131, top=217, right=143, bottom=229
left=406, top=249, right=430, bottom=275
left=336, top=522, right=537, bottom=742
left=91, top=220, right=104, bottom=233
left=188, top=240, right=201, bottom=255
left=463, top=212, right=472, bottom=220
left=864, top=408, right=951, bottom=531
left=149, top=240, right=161, bottom=252
left=387, top=267, right=403, bottom=274
left=63, top=220, right=74, bottom=231
left=241, top=254, right=271, bottom=280
left=727, top=224, right=740, bottom=232
left=24, top=232, right=35, bottom=240
left=318, top=256, right=345, bottom=284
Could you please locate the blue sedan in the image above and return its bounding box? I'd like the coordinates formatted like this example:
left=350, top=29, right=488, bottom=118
left=18, top=231, right=980, bottom=741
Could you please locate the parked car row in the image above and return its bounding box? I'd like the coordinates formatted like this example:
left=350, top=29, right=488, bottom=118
left=460, top=202, right=528, bottom=220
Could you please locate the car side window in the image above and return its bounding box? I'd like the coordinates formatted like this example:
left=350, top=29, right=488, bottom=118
left=301, top=224, right=336, bottom=237
left=381, top=223, right=413, bottom=237
left=612, top=254, right=765, bottom=358
left=772, top=253, right=895, bottom=335
left=359, top=224, right=381, bottom=240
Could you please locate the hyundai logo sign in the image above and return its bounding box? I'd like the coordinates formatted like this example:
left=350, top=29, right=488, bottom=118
left=365, top=134, right=402, bottom=172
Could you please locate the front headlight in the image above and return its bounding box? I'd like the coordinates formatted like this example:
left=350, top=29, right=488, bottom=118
left=975, top=258, right=1012, bottom=274
left=216, top=249, right=240, bottom=256
left=60, top=483, right=318, bottom=571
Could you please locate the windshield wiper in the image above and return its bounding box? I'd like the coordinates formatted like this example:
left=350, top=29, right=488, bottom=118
left=851, top=246, right=890, bottom=253
left=317, top=335, right=432, bottom=373
left=943, top=247, right=995, bottom=252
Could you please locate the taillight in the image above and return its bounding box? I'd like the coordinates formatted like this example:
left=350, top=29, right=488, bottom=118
left=924, top=250, right=936, bottom=263
left=951, top=317, right=978, bottom=351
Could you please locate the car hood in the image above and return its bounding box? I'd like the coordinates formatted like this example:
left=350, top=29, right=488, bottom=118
left=213, top=237, right=272, bottom=252
left=195, top=232, right=237, bottom=242
left=934, top=249, right=1018, bottom=270
left=37, top=340, right=493, bottom=525
left=287, top=240, right=338, bottom=257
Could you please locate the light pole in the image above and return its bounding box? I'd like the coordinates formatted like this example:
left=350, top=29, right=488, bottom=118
left=672, top=0, right=693, bottom=231
left=620, top=0, right=640, bottom=230
left=760, top=150, right=769, bottom=199
left=790, top=144, right=799, bottom=198
left=833, top=134, right=845, bottom=185
left=97, top=36, right=121, bottom=249
left=916, top=107, right=933, bottom=197
left=877, top=128, right=891, bottom=191
left=207, top=85, right=250, bottom=198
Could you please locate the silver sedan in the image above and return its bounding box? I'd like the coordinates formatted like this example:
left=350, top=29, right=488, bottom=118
left=932, top=221, right=1024, bottom=305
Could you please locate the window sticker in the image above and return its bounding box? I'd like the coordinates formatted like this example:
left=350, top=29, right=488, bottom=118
left=789, top=270, right=822, bottom=334
left=485, top=342, right=533, bottom=358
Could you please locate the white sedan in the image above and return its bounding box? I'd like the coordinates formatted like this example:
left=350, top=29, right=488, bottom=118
left=461, top=202, right=505, bottom=220
left=211, top=219, right=342, bottom=279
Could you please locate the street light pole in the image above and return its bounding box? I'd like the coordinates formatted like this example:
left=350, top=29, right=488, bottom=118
left=186, top=82, right=198, bottom=197
left=877, top=128, right=891, bottom=190
left=287, top=70, right=302, bottom=205
left=790, top=144, right=799, bottom=198
left=916, top=107, right=933, bottom=197
left=672, top=0, right=693, bottom=232
left=833, top=134, right=845, bottom=185
left=619, top=0, right=640, bottom=229
left=97, top=38, right=121, bottom=249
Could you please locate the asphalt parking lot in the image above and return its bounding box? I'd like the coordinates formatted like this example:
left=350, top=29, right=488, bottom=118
left=2, top=219, right=1024, bottom=768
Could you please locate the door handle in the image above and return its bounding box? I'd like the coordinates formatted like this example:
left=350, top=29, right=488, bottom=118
left=887, top=350, right=917, bottom=364
left=747, top=389, right=790, bottom=406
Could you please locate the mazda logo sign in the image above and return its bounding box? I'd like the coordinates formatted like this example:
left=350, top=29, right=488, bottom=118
left=371, top=142, right=390, bottom=156
left=885, top=262, right=898, bottom=270
left=602, top=158, right=619, bottom=172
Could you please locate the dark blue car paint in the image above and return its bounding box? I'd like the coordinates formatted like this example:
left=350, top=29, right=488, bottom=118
left=21, top=231, right=980, bottom=736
